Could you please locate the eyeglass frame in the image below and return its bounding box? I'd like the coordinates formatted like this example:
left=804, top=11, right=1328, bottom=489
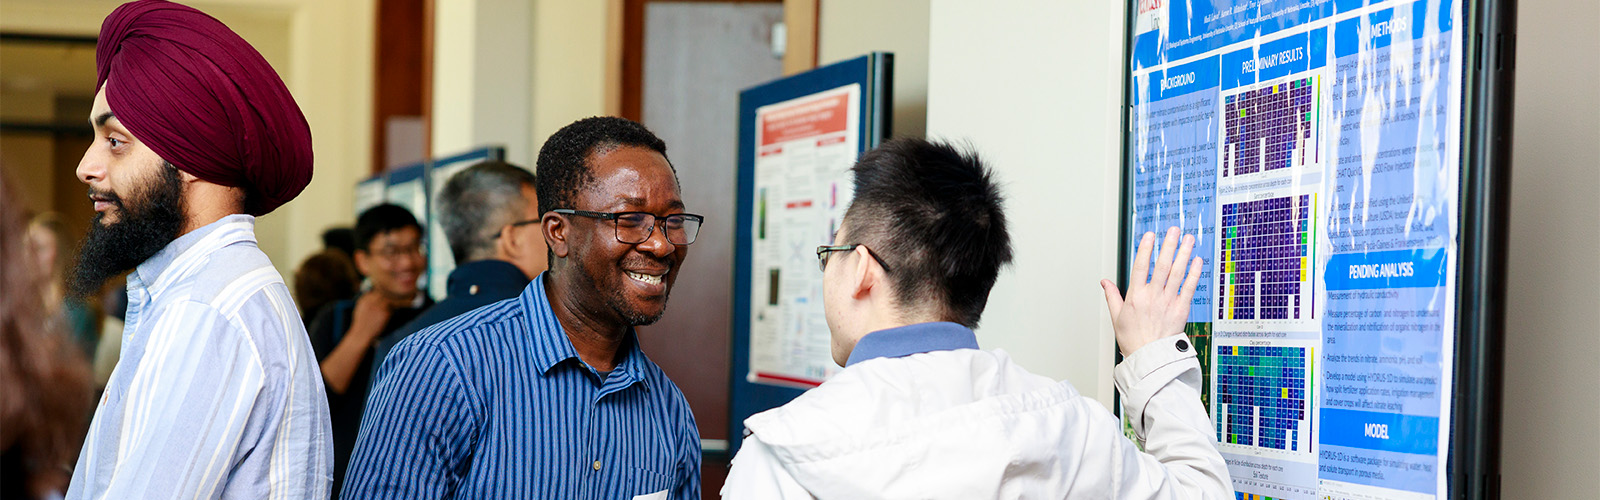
left=815, top=244, right=891, bottom=273
left=550, top=208, right=705, bottom=245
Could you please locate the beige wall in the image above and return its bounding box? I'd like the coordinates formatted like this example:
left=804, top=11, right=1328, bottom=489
left=431, top=0, right=535, bottom=167
left=265, top=0, right=375, bottom=284
left=530, top=0, right=612, bottom=148
left=1501, top=0, right=1600, bottom=495
left=818, top=0, right=929, bottom=138
left=431, top=0, right=611, bottom=167
left=925, top=0, right=1125, bottom=403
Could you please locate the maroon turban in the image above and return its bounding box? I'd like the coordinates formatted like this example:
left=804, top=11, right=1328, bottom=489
left=96, top=0, right=312, bottom=216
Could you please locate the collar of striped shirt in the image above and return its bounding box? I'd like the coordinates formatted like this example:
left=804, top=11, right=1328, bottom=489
left=128, top=214, right=257, bottom=299
left=520, top=273, right=656, bottom=393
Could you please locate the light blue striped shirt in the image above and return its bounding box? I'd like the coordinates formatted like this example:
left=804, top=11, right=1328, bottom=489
left=67, top=215, right=333, bottom=500
left=342, top=273, right=701, bottom=500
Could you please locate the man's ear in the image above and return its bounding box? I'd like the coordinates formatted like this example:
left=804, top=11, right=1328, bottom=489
left=543, top=213, right=570, bottom=258
left=849, top=246, right=877, bottom=300
left=353, top=249, right=373, bottom=276
left=177, top=168, right=201, bottom=183
left=489, top=224, right=512, bottom=258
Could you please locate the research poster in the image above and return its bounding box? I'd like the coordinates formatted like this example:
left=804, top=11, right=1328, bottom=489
left=425, top=160, right=475, bottom=302
left=746, top=84, right=861, bottom=388
left=354, top=177, right=386, bottom=217
left=1125, top=0, right=1461, bottom=498
left=385, top=169, right=428, bottom=228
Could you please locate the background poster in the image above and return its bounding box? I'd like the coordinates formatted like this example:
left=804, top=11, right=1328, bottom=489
left=746, top=84, right=861, bottom=388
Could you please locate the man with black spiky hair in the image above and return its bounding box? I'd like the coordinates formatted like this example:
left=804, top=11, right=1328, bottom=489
left=722, top=138, right=1231, bottom=499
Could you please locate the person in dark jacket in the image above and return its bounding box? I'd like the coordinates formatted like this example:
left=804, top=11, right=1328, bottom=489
left=371, top=161, right=547, bottom=379
left=306, top=203, right=433, bottom=498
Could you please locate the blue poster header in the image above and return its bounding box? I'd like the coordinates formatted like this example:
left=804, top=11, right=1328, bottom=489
left=1140, top=55, right=1220, bottom=104
left=1320, top=408, right=1440, bottom=456
left=1325, top=248, right=1447, bottom=290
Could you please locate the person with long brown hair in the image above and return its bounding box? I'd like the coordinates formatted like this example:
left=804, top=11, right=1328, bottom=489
left=0, top=169, right=95, bottom=499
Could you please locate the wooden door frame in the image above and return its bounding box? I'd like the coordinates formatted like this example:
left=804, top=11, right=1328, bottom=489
left=371, top=0, right=432, bottom=174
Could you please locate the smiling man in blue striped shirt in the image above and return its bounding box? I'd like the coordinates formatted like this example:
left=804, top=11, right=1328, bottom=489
left=343, top=117, right=702, bottom=499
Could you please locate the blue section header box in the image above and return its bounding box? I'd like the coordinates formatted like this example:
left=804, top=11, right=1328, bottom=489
left=1257, top=31, right=1310, bottom=81
left=1220, top=47, right=1257, bottom=91
left=1325, top=248, right=1447, bottom=290
left=1320, top=408, right=1440, bottom=456
left=1146, top=55, right=1220, bottom=103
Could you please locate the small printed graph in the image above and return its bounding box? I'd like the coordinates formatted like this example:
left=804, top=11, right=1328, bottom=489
left=1222, top=77, right=1319, bottom=177
left=1217, top=345, right=1311, bottom=451
left=1218, top=194, right=1314, bottom=321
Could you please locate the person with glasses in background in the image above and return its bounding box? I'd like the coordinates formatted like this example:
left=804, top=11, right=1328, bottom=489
left=343, top=117, right=704, bottom=500
left=307, top=203, right=434, bottom=499
left=720, top=138, right=1229, bottom=498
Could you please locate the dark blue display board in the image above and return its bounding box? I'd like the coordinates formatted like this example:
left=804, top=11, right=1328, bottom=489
left=729, top=53, right=891, bottom=454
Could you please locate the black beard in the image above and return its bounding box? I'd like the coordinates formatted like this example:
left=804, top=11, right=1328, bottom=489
left=68, top=164, right=185, bottom=298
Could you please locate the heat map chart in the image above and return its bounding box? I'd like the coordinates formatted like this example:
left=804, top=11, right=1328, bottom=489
left=1217, top=345, right=1313, bottom=454
left=1222, top=77, right=1322, bottom=177
left=1218, top=194, right=1316, bottom=322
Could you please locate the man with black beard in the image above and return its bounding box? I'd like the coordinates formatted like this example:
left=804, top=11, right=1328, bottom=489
left=343, top=117, right=703, bottom=499
left=69, top=159, right=183, bottom=298
left=65, top=1, right=332, bottom=498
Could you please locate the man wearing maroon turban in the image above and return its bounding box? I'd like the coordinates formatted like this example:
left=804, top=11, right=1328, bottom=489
left=65, top=1, right=332, bottom=498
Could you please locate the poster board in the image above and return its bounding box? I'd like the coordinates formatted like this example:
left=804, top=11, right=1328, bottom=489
left=730, top=53, right=892, bottom=453
left=354, top=176, right=387, bottom=217
left=383, top=162, right=428, bottom=228
left=1116, top=0, right=1514, bottom=498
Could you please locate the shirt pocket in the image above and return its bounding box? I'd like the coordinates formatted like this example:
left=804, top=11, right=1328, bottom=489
left=627, top=467, right=675, bottom=498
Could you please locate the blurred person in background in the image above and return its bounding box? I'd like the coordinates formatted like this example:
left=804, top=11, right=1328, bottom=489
left=0, top=171, right=96, bottom=500
left=323, top=226, right=358, bottom=260
left=371, top=160, right=547, bottom=379
left=294, top=249, right=362, bottom=327
left=65, top=1, right=333, bottom=497
left=306, top=203, right=432, bottom=498
left=90, top=279, right=128, bottom=390
left=26, top=213, right=102, bottom=359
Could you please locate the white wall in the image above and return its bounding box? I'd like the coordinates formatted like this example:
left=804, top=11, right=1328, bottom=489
left=818, top=0, right=929, bottom=138
left=925, top=0, right=1126, bottom=404
left=1500, top=0, right=1600, bottom=495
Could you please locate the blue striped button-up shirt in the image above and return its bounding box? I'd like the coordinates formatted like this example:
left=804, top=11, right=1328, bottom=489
left=342, top=273, right=701, bottom=500
left=67, top=215, right=334, bottom=499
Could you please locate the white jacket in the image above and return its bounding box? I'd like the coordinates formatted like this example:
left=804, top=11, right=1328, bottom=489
left=721, top=335, right=1231, bottom=499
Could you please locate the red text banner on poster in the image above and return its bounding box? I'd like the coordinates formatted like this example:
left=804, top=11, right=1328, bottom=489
left=759, top=93, right=850, bottom=147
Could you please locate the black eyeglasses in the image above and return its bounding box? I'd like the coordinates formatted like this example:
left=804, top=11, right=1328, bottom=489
left=553, top=209, right=704, bottom=245
left=815, top=244, right=891, bottom=273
